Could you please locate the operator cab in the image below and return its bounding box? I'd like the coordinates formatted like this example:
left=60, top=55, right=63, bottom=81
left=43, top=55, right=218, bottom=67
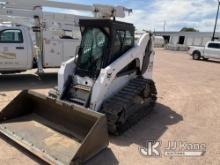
left=63, top=19, right=135, bottom=106
left=76, top=19, right=135, bottom=78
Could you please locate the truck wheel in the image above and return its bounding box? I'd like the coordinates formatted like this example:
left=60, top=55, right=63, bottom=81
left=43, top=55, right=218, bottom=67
left=193, top=52, right=201, bottom=60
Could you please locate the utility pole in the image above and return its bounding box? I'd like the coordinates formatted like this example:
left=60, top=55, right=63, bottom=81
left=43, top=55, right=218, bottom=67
left=212, top=0, right=220, bottom=41
left=163, top=20, right=166, bottom=32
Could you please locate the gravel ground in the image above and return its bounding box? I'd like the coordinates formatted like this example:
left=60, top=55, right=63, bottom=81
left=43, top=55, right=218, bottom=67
left=0, top=49, right=219, bottom=165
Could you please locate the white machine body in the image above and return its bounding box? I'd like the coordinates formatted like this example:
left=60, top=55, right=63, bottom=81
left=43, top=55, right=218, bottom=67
left=58, top=33, right=154, bottom=111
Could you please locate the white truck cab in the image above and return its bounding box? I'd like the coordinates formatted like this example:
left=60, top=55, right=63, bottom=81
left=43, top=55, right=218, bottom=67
left=0, top=26, right=80, bottom=74
left=0, top=26, right=33, bottom=72
left=189, top=41, right=220, bottom=61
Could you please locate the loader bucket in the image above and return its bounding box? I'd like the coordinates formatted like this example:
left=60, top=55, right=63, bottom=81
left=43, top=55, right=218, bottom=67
left=0, top=90, right=109, bottom=165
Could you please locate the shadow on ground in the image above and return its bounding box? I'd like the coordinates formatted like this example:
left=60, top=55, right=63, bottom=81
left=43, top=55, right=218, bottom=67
left=86, top=148, right=118, bottom=165
left=191, top=58, right=220, bottom=64
left=200, top=59, right=220, bottom=64
left=110, top=103, right=183, bottom=146
left=0, top=73, right=57, bottom=92
left=86, top=103, right=182, bottom=164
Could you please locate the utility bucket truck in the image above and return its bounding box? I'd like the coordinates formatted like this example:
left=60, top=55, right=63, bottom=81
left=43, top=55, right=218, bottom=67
left=0, top=1, right=157, bottom=164
left=0, top=0, right=94, bottom=74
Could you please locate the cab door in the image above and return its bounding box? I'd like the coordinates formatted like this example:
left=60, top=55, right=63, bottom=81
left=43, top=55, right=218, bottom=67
left=204, top=43, right=220, bottom=59
left=0, top=29, right=28, bottom=70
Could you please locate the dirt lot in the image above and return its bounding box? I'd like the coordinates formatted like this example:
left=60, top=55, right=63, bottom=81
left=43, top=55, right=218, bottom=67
left=0, top=49, right=219, bottom=165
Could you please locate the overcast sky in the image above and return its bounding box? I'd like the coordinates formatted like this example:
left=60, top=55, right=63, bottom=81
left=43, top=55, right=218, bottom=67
left=49, top=0, right=219, bottom=32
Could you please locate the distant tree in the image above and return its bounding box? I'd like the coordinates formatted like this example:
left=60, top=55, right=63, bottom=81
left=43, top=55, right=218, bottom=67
left=180, top=27, right=199, bottom=32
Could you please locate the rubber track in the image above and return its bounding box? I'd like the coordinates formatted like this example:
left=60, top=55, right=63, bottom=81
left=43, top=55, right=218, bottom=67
left=100, top=77, right=157, bottom=135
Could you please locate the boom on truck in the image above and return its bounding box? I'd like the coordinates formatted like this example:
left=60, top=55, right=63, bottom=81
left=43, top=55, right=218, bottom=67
left=0, top=0, right=130, bottom=74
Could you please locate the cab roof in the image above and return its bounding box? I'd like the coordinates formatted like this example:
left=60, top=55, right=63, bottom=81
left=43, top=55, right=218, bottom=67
left=79, top=19, right=135, bottom=32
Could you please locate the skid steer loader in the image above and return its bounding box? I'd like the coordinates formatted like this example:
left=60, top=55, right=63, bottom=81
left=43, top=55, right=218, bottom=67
left=0, top=19, right=157, bottom=164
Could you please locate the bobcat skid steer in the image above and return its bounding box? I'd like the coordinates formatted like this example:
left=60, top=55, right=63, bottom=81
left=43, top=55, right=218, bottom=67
left=0, top=19, right=157, bottom=164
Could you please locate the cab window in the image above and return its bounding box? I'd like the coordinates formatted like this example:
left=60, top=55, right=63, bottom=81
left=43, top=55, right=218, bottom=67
left=110, top=30, right=134, bottom=63
left=208, top=43, right=220, bottom=49
left=77, top=27, right=108, bottom=75
left=0, top=29, right=23, bottom=43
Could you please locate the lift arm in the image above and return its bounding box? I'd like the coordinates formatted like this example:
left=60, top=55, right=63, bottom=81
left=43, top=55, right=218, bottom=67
left=0, top=0, right=132, bottom=19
